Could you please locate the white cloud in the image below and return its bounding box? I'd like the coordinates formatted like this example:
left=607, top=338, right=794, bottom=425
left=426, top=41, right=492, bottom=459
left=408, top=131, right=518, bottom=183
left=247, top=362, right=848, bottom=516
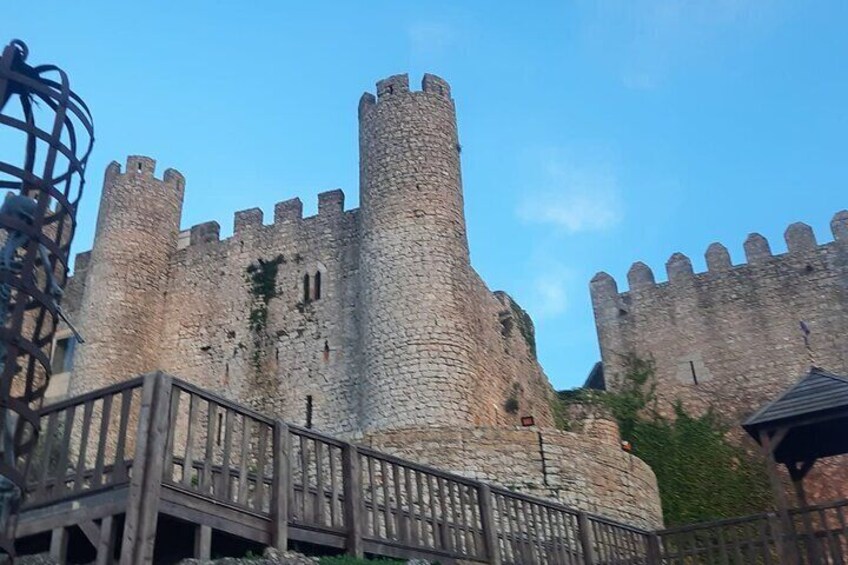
left=532, top=271, right=569, bottom=320
left=518, top=157, right=623, bottom=233
left=577, top=0, right=786, bottom=89
left=407, top=22, right=456, bottom=58
left=516, top=258, right=573, bottom=322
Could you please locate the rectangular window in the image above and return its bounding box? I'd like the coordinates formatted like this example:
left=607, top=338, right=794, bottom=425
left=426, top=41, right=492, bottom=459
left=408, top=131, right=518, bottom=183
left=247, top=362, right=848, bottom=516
left=51, top=336, right=77, bottom=374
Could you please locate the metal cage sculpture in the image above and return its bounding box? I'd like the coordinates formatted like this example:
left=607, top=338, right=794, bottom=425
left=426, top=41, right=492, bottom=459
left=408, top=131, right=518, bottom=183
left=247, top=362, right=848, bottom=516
left=0, top=39, right=93, bottom=556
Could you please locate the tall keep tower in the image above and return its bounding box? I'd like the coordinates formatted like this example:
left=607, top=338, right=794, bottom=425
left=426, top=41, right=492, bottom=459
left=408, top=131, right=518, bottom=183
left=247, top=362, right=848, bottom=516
left=358, top=74, right=478, bottom=432
left=72, top=156, right=184, bottom=394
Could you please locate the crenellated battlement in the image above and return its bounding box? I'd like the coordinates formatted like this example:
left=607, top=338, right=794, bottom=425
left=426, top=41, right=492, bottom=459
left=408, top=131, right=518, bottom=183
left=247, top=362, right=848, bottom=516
left=178, top=189, right=354, bottom=251
left=358, top=73, right=452, bottom=118
left=592, top=211, right=848, bottom=302
left=106, top=155, right=185, bottom=191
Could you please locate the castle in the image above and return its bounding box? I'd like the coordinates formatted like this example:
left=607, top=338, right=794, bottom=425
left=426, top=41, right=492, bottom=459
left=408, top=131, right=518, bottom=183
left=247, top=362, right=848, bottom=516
left=591, top=212, right=848, bottom=504
left=51, top=74, right=663, bottom=529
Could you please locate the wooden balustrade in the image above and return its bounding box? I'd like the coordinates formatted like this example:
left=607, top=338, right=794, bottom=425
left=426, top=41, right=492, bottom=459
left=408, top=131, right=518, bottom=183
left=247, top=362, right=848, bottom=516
left=22, top=373, right=848, bottom=564
left=23, top=376, right=146, bottom=509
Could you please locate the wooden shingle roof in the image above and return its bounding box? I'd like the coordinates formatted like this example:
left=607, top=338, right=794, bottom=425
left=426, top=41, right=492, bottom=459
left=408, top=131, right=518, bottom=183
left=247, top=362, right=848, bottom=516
left=744, top=368, right=848, bottom=429
left=743, top=367, right=848, bottom=464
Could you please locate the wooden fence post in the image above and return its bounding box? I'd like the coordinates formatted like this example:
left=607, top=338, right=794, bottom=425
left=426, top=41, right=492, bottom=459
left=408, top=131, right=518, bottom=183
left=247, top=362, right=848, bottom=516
left=477, top=484, right=501, bottom=565
left=271, top=420, right=290, bottom=553
left=577, top=511, right=595, bottom=565
left=120, top=372, right=173, bottom=565
left=767, top=511, right=793, bottom=565
left=342, top=442, right=364, bottom=558
left=49, top=527, right=68, bottom=563
left=646, top=532, right=661, bottom=564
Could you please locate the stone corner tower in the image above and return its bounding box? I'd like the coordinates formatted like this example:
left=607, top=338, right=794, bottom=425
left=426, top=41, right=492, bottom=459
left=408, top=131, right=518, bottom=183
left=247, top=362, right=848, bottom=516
left=71, top=155, right=185, bottom=395
left=357, top=73, right=478, bottom=432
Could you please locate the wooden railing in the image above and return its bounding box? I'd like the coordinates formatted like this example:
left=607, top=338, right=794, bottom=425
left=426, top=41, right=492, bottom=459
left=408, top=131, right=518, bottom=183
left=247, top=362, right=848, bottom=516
left=31, top=372, right=848, bottom=565
left=657, top=499, right=848, bottom=564
left=161, top=379, right=276, bottom=517
left=23, top=376, right=146, bottom=509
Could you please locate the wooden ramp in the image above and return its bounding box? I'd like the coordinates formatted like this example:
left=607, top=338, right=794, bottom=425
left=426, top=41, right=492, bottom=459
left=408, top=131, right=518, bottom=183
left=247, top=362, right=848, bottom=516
left=12, top=373, right=655, bottom=564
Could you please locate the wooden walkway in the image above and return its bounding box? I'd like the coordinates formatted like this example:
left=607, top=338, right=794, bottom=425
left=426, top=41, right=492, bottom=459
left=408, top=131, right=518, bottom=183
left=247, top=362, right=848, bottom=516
left=23, top=372, right=848, bottom=564
left=12, top=372, right=659, bottom=564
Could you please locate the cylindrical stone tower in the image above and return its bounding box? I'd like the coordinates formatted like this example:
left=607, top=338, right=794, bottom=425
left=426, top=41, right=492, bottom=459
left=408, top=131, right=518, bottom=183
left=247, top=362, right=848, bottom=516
left=71, top=156, right=184, bottom=394
left=358, top=73, right=477, bottom=432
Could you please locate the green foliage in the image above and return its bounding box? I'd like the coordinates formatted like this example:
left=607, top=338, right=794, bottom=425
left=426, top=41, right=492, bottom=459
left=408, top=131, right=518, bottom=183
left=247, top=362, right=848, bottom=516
left=244, top=255, right=285, bottom=371
left=509, top=299, right=537, bottom=359
left=556, top=354, right=773, bottom=526
left=504, top=382, right=521, bottom=414
left=246, top=254, right=285, bottom=305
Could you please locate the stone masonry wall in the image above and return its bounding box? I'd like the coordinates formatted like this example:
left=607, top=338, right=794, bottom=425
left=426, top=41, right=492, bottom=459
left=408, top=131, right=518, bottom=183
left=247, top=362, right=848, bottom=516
left=156, top=195, right=363, bottom=433
left=591, top=212, right=848, bottom=503
left=361, top=424, right=663, bottom=530
left=55, top=73, right=659, bottom=525
left=357, top=74, right=481, bottom=432
left=71, top=157, right=184, bottom=396
left=65, top=75, right=555, bottom=434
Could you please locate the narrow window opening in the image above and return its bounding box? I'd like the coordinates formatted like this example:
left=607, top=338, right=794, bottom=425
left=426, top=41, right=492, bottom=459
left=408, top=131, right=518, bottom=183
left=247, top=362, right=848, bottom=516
left=51, top=336, right=77, bottom=374
left=689, top=360, right=699, bottom=385
left=137, top=162, right=142, bottom=173
left=302, top=273, right=310, bottom=303
left=216, top=412, right=224, bottom=446
left=305, top=395, right=313, bottom=429
left=314, top=271, right=321, bottom=300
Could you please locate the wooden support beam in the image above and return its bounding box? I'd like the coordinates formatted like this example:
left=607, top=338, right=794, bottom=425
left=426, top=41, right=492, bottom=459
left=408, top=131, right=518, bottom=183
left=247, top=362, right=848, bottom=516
left=477, top=484, right=500, bottom=565
left=194, top=524, right=212, bottom=560
left=646, top=533, right=661, bottom=564
left=49, top=527, right=68, bottom=563
left=759, top=429, right=797, bottom=565
left=271, top=421, right=289, bottom=553
left=95, top=516, right=116, bottom=565
left=788, top=461, right=822, bottom=565
left=766, top=511, right=784, bottom=559
left=120, top=372, right=174, bottom=565
left=342, top=442, right=363, bottom=558
left=79, top=519, right=101, bottom=549
left=577, top=511, right=595, bottom=565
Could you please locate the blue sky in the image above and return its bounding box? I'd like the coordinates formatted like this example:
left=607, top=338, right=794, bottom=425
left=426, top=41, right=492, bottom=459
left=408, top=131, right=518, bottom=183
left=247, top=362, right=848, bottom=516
left=6, top=2, right=847, bottom=390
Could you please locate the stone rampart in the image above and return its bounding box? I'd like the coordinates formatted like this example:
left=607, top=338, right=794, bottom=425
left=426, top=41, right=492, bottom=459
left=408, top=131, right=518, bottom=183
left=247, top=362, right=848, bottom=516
left=591, top=211, right=848, bottom=504
left=361, top=425, right=662, bottom=530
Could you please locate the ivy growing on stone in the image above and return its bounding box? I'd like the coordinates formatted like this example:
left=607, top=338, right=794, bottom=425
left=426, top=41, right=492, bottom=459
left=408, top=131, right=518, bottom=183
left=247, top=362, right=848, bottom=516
left=509, top=299, right=536, bottom=359
left=245, top=255, right=285, bottom=371
left=556, top=354, right=773, bottom=526
left=504, top=382, right=522, bottom=414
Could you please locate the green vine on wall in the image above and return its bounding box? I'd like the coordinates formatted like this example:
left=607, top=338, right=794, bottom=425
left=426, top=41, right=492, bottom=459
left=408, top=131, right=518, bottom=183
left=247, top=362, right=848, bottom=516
left=510, top=299, right=537, bottom=359
left=556, top=355, right=773, bottom=526
left=245, top=255, right=285, bottom=370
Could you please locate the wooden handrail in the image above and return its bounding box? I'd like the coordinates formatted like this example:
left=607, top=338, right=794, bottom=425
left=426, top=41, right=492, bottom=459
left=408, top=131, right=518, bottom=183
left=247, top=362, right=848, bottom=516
left=38, top=375, right=145, bottom=415
left=27, top=374, right=726, bottom=564
left=171, top=378, right=275, bottom=426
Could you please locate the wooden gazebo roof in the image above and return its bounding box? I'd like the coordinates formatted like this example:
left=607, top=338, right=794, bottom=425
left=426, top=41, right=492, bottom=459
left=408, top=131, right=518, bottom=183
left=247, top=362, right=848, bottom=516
left=743, top=367, right=848, bottom=464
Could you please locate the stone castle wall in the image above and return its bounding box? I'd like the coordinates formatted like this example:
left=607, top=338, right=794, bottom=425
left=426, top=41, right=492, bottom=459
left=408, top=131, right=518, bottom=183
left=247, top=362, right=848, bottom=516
left=71, top=158, right=184, bottom=396
left=63, top=75, right=557, bottom=437
left=361, top=422, right=663, bottom=530
left=54, top=74, right=662, bottom=527
left=591, top=212, right=848, bottom=502
left=358, top=74, right=480, bottom=432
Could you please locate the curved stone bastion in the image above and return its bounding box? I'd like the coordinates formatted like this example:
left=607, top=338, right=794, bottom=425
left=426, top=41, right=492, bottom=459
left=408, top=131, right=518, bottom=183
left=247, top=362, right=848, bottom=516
left=358, top=422, right=663, bottom=530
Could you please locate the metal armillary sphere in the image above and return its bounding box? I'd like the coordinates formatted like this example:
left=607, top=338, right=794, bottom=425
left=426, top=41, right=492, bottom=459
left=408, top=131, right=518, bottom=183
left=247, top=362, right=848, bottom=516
left=0, top=39, right=93, bottom=557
